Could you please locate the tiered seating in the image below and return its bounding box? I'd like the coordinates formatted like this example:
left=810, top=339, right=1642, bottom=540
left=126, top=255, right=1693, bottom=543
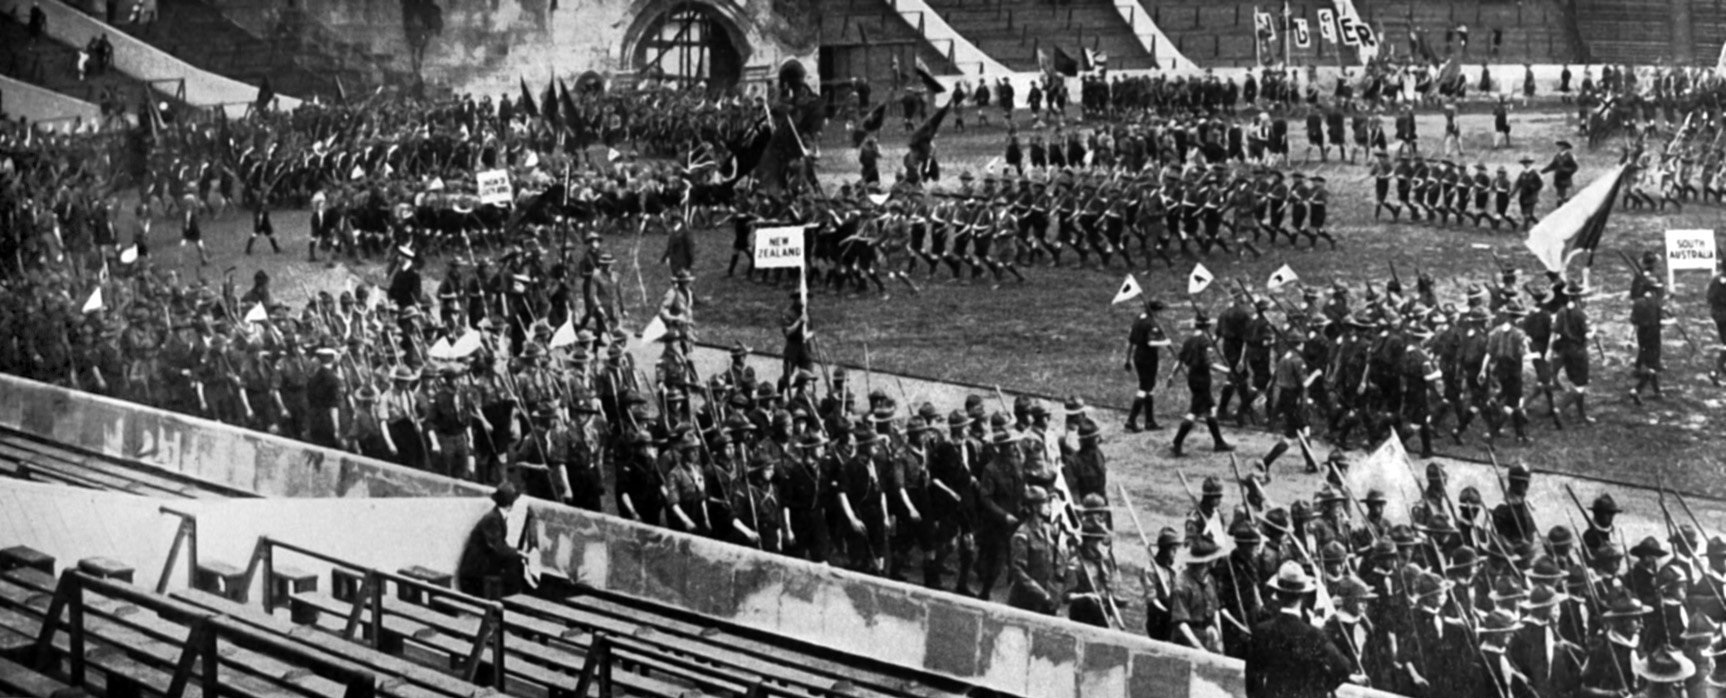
left=820, top=0, right=959, bottom=86
left=117, top=0, right=337, bottom=101
left=0, top=559, right=386, bottom=698
left=1072, top=0, right=1584, bottom=67
left=0, top=427, right=253, bottom=499
left=0, top=11, right=162, bottom=120
left=923, top=0, right=1155, bottom=70
left=1573, top=0, right=1671, bottom=63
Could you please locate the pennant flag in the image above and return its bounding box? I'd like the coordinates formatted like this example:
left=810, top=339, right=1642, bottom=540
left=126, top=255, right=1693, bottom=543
left=852, top=102, right=888, bottom=148
left=1717, top=41, right=1726, bottom=73
left=1344, top=434, right=1423, bottom=525
left=1267, top=264, right=1298, bottom=290
left=1525, top=164, right=1631, bottom=273
left=1111, top=274, right=1143, bottom=305
left=518, top=77, right=539, bottom=118
left=1293, top=18, right=1311, bottom=48
left=638, top=315, right=668, bottom=344
left=1082, top=48, right=1109, bottom=72
left=1037, top=48, right=1053, bottom=76
left=909, top=104, right=951, bottom=152
left=255, top=76, right=275, bottom=112
left=81, top=287, right=104, bottom=314
left=1187, top=263, right=1215, bottom=295
left=450, top=330, right=484, bottom=358
left=350, top=165, right=365, bottom=181
left=607, top=147, right=623, bottom=162
left=548, top=319, right=578, bottom=348
left=1052, top=46, right=1081, bottom=77
left=541, top=77, right=561, bottom=131
left=867, top=192, right=891, bottom=206
left=524, top=150, right=540, bottom=169
left=984, top=156, right=1001, bottom=175
left=119, top=245, right=138, bottom=264
left=914, top=56, right=946, bottom=94
left=1317, top=8, right=1337, bottom=42
left=243, top=303, right=268, bottom=323
left=428, top=336, right=454, bottom=359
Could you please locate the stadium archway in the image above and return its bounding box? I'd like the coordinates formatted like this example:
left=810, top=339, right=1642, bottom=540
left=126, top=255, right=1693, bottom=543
left=622, top=0, right=748, bottom=89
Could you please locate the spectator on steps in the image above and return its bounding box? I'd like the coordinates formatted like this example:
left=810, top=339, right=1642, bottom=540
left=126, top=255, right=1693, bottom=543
left=27, top=1, right=46, bottom=42
left=456, top=483, right=529, bottom=599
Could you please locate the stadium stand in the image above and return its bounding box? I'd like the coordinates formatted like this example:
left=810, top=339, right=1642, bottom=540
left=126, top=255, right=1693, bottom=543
left=820, top=0, right=963, bottom=90
left=916, top=0, right=1156, bottom=71
left=0, top=9, right=166, bottom=122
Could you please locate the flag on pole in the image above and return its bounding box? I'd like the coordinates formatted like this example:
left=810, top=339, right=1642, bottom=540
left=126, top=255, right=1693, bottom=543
left=1717, top=41, right=1726, bottom=73
left=914, top=56, right=947, bottom=94
left=451, top=330, right=484, bottom=358
left=549, top=319, right=578, bottom=348
left=1111, top=274, right=1143, bottom=305
left=1037, top=48, right=1054, bottom=76
left=1525, top=164, right=1630, bottom=273
left=1345, top=434, right=1423, bottom=524
left=1267, top=264, right=1298, bottom=290
left=867, top=192, right=891, bottom=207
left=428, top=337, right=454, bottom=359
left=518, top=77, right=539, bottom=118
left=607, top=147, right=623, bottom=162
left=81, top=287, right=103, bottom=314
left=1082, top=48, right=1109, bottom=71
left=1317, top=8, right=1337, bottom=42
left=243, top=303, right=268, bottom=323
left=639, top=315, right=668, bottom=344
left=1052, top=46, right=1081, bottom=77
left=119, top=245, right=139, bottom=264
left=1188, top=263, right=1215, bottom=295
left=1293, top=18, right=1311, bottom=48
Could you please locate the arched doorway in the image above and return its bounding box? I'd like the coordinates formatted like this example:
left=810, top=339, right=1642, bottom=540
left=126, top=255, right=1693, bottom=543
left=630, top=2, right=745, bottom=89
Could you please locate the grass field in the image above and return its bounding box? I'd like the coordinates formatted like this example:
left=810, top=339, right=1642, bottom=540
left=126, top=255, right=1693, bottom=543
left=119, top=104, right=1726, bottom=499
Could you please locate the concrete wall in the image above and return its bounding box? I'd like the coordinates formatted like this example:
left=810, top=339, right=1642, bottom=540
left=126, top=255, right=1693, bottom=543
left=0, top=0, right=301, bottom=114
left=280, top=0, right=818, bottom=98
left=0, top=374, right=489, bottom=500
left=0, top=74, right=103, bottom=126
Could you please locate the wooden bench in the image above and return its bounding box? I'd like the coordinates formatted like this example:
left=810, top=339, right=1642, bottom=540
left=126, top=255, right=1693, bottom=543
left=0, top=654, right=87, bottom=697
left=550, top=593, right=966, bottom=698
left=191, top=561, right=249, bottom=603
left=0, top=573, right=292, bottom=698
left=0, top=444, right=149, bottom=496
left=396, top=567, right=453, bottom=607
left=500, top=609, right=762, bottom=697
left=505, top=595, right=888, bottom=698
left=0, top=590, right=202, bottom=698
left=74, top=558, right=134, bottom=584
left=0, top=547, right=53, bottom=576
left=0, top=434, right=216, bottom=499
left=171, top=588, right=498, bottom=698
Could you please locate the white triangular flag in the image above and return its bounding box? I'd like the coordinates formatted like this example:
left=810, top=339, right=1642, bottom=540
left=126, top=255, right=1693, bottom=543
left=81, top=287, right=103, bottom=314
left=638, top=315, right=667, bottom=344
left=607, top=147, right=623, bottom=162
left=451, top=330, right=483, bottom=358
left=548, top=319, right=578, bottom=348
left=1267, top=264, right=1298, bottom=290
left=524, top=150, right=540, bottom=169
left=867, top=193, right=891, bottom=207
left=350, top=165, right=365, bottom=180
left=1111, top=274, right=1143, bottom=305
left=428, top=337, right=454, bottom=359
left=244, top=302, right=268, bottom=323
left=1187, top=263, right=1214, bottom=295
left=984, top=156, right=1001, bottom=175
left=119, top=245, right=138, bottom=264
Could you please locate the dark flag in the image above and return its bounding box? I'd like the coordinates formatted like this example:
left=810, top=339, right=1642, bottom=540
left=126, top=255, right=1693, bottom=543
left=909, top=103, right=950, bottom=153
left=518, top=77, right=538, bottom=118
left=914, top=56, right=946, bottom=93
left=752, top=107, right=809, bottom=193
left=1052, top=46, right=1080, bottom=77
left=541, top=77, right=561, bottom=130
left=558, top=79, right=583, bottom=143
left=1525, top=164, right=1631, bottom=272
left=852, top=102, right=887, bottom=147
left=255, top=76, right=275, bottom=112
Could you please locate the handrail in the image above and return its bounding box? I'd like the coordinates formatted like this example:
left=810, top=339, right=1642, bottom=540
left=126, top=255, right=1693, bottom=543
left=253, top=535, right=508, bottom=690
left=156, top=506, right=199, bottom=594
left=34, top=569, right=379, bottom=698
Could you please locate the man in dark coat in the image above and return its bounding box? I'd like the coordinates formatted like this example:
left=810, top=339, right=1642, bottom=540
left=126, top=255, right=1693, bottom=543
left=456, top=483, right=528, bottom=598
left=1245, top=561, right=1354, bottom=698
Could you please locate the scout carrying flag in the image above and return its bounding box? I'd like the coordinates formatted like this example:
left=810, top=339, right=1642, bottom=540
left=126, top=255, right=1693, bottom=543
left=1525, top=164, right=1631, bottom=273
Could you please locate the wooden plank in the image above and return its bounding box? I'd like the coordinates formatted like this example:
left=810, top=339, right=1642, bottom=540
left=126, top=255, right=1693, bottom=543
left=0, top=654, right=75, bottom=698
left=0, top=435, right=207, bottom=499
left=0, top=439, right=190, bottom=499
left=0, top=591, right=209, bottom=698
left=171, top=589, right=501, bottom=698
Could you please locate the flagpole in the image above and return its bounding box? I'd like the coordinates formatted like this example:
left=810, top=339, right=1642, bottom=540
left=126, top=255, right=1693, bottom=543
left=1283, top=0, right=1292, bottom=69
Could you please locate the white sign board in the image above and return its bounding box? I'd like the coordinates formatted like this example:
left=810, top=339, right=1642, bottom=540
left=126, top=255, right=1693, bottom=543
left=1666, top=229, right=1718, bottom=290
left=753, top=226, right=806, bottom=269
left=477, top=169, right=512, bottom=206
